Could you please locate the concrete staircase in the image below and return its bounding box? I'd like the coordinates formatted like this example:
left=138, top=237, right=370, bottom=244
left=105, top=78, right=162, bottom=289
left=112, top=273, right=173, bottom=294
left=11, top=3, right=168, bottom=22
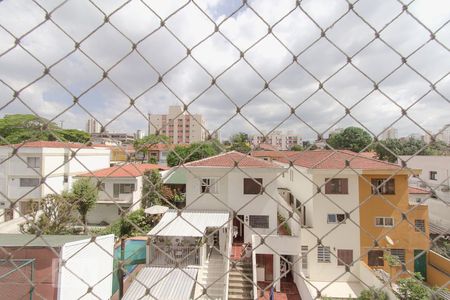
left=228, top=261, right=253, bottom=300
left=194, top=251, right=226, bottom=300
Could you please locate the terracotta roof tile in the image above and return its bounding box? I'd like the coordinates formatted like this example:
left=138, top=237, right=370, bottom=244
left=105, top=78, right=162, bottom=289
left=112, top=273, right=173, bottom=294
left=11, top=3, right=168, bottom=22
left=184, top=151, right=282, bottom=168
left=251, top=150, right=299, bottom=159
left=78, top=163, right=169, bottom=178
left=278, top=150, right=401, bottom=170
left=408, top=186, right=431, bottom=194
left=8, top=141, right=93, bottom=149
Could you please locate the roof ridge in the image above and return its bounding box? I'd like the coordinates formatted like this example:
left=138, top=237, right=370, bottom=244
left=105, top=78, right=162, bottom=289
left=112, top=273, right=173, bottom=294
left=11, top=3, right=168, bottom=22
left=183, top=150, right=236, bottom=166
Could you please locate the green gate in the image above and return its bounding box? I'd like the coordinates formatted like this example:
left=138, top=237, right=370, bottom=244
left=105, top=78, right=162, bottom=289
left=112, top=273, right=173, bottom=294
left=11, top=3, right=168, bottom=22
left=414, top=249, right=427, bottom=281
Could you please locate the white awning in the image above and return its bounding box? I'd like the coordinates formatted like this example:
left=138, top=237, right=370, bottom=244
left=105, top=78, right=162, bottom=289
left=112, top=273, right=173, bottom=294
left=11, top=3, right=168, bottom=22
left=144, top=205, right=169, bottom=215
left=123, top=267, right=198, bottom=300
left=148, top=210, right=230, bottom=237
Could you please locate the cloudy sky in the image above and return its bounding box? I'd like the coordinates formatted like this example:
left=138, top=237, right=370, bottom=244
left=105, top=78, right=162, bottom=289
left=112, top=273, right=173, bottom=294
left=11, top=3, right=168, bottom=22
left=0, top=0, right=449, bottom=140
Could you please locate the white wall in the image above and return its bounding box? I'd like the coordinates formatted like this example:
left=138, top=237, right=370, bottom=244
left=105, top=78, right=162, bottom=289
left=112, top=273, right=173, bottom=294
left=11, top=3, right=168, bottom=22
left=279, top=166, right=362, bottom=282
left=59, top=234, right=114, bottom=300
left=186, top=167, right=282, bottom=243
left=87, top=204, right=122, bottom=225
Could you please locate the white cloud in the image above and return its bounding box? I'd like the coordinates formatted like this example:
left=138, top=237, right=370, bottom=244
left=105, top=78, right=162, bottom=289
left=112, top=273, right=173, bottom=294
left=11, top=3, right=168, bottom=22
left=0, top=0, right=448, bottom=140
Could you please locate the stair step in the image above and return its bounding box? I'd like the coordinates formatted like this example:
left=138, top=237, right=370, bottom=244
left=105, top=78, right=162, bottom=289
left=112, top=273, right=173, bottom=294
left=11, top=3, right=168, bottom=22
left=228, top=281, right=253, bottom=288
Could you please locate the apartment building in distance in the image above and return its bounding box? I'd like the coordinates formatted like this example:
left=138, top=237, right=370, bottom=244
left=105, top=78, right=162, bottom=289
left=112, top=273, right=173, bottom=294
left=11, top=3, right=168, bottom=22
left=148, top=106, right=207, bottom=144
left=0, top=141, right=111, bottom=222
left=86, top=118, right=101, bottom=134
left=380, top=127, right=398, bottom=140
left=251, top=130, right=301, bottom=150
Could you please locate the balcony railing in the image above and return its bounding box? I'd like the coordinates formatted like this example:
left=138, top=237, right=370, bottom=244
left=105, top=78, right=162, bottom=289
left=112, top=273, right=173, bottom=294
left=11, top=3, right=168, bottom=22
left=149, top=245, right=200, bottom=266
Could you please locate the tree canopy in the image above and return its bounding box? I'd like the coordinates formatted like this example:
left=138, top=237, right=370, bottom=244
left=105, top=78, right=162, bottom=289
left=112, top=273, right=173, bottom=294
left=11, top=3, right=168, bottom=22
left=229, top=132, right=252, bottom=153
left=374, top=138, right=450, bottom=163
left=327, top=127, right=373, bottom=153
left=70, top=178, right=99, bottom=225
left=166, top=142, right=221, bottom=166
left=0, top=114, right=90, bottom=144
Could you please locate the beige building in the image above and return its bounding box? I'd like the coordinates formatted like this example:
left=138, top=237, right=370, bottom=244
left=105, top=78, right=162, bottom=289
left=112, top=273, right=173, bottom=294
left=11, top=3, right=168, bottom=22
left=251, top=130, right=301, bottom=150
left=148, top=106, right=207, bottom=144
left=86, top=118, right=101, bottom=134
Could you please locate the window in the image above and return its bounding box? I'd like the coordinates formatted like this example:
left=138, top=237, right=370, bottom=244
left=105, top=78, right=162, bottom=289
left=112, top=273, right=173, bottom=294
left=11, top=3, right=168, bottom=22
left=243, top=178, right=263, bottom=194
left=368, top=250, right=384, bottom=266
left=325, top=178, right=348, bottom=194
left=371, top=178, right=395, bottom=195
left=19, top=178, right=40, bottom=187
left=301, top=246, right=308, bottom=270
left=337, top=249, right=353, bottom=266
left=289, top=170, right=293, bottom=181
left=63, top=175, right=68, bottom=183
left=429, top=171, right=437, bottom=181
left=318, top=246, right=331, bottom=263
left=390, top=249, right=406, bottom=264
left=415, top=219, right=425, bottom=232
left=375, top=217, right=394, bottom=227
left=327, top=213, right=346, bottom=224
left=113, top=183, right=135, bottom=198
left=201, top=178, right=218, bottom=194
left=27, top=157, right=40, bottom=168
left=249, top=215, right=269, bottom=228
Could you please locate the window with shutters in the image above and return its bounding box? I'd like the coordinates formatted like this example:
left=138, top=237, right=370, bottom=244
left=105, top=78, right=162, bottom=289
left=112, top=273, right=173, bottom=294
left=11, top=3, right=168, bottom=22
left=415, top=219, right=425, bottom=232
left=113, top=183, right=135, bottom=198
left=318, top=246, right=331, bottom=263
left=368, top=250, right=384, bottom=266
left=371, top=178, right=395, bottom=195
left=201, top=178, right=218, bottom=194
left=249, top=215, right=269, bottom=228
left=243, top=178, right=263, bottom=194
left=19, top=178, right=40, bottom=187
left=337, top=249, right=353, bottom=266
left=375, top=217, right=394, bottom=227
left=301, top=246, right=308, bottom=269
left=390, top=249, right=406, bottom=264
left=429, top=171, right=437, bottom=180
left=325, top=178, right=348, bottom=194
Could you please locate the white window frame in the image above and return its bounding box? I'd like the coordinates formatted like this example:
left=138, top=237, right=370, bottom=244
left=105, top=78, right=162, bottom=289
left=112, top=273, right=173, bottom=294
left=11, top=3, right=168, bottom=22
left=26, top=157, right=40, bottom=168
left=249, top=215, right=269, bottom=229
left=375, top=217, right=394, bottom=227
left=327, top=213, right=346, bottom=224
left=201, top=177, right=219, bottom=194
left=318, top=246, right=331, bottom=263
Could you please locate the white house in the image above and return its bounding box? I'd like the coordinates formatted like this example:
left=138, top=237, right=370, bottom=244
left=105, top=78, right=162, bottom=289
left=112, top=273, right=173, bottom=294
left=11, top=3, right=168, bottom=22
left=399, top=155, right=450, bottom=230
left=0, top=141, right=111, bottom=222
left=76, top=163, right=168, bottom=225
left=276, top=150, right=403, bottom=299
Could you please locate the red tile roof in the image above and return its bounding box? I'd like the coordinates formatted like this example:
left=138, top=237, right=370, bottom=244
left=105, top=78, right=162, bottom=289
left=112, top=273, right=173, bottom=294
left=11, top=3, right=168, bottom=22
left=278, top=150, right=401, bottom=170
left=9, top=141, right=93, bottom=149
left=78, top=163, right=169, bottom=178
left=184, top=151, right=282, bottom=168
left=255, top=143, right=279, bottom=151
left=408, top=186, right=431, bottom=195
left=251, top=151, right=299, bottom=159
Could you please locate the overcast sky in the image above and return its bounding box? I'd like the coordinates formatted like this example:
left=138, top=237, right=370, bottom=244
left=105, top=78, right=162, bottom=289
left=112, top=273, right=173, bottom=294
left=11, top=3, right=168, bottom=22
left=0, top=0, right=449, bottom=140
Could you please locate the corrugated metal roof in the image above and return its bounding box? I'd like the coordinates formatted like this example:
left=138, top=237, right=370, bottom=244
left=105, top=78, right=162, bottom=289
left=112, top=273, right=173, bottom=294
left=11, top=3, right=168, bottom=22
left=148, top=210, right=230, bottom=237
left=429, top=222, right=449, bottom=235
left=122, top=267, right=198, bottom=300
left=0, top=234, right=91, bottom=247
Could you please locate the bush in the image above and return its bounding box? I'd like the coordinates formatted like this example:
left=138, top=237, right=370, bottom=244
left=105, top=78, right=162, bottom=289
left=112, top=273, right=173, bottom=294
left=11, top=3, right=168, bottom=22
left=98, top=209, right=156, bottom=238
left=358, top=287, right=389, bottom=300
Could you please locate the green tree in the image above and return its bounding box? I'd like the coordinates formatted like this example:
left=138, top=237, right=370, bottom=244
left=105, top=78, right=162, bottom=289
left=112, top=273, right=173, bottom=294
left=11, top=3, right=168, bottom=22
left=133, top=134, right=169, bottom=162
left=358, top=287, right=389, bottom=300
left=20, top=193, right=77, bottom=234
left=98, top=209, right=155, bottom=237
left=290, top=144, right=304, bottom=151
left=229, top=132, right=251, bottom=153
left=0, top=114, right=91, bottom=144
left=70, top=178, right=99, bottom=225
left=327, top=127, right=373, bottom=152
left=141, top=170, right=164, bottom=208
left=166, top=142, right=220, bottom=166
left=398, top=273, right=431, bottom=300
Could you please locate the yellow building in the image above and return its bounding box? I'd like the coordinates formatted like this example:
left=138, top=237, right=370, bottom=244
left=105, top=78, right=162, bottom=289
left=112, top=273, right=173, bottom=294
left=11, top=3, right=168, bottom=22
left=359, top=170, right=430, bottom=281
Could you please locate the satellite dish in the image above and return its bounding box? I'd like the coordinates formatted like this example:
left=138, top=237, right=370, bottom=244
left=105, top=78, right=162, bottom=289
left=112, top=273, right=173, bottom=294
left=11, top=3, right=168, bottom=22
left=385, top=235, right=394, bottom=246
